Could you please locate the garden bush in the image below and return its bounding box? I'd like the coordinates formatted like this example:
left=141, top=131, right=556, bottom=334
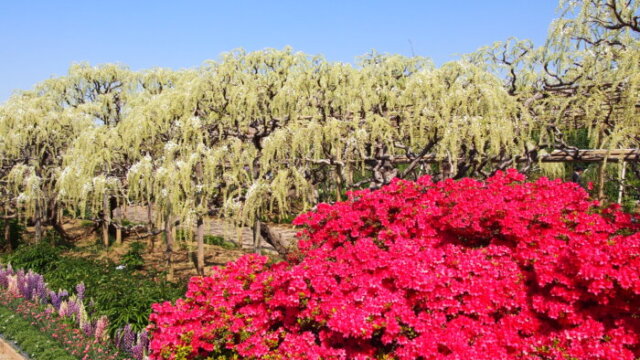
left=0, top=219, right=24, bottom=251
left=149, top=170, right=640, bottom=359
left=5, top=242, right=61, bottom=274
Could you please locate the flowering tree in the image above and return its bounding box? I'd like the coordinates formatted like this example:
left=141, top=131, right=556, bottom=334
left=1, top=0, right=639, bottom=267
left=148, top=170, right=640, bottom=359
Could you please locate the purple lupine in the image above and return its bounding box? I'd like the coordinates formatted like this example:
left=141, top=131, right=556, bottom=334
left=130, top=329, right=150, bottom=359
left=75, top=282, right=85, bottom=302
left=114, top=328, right=123, bottom=349
left=121, top=324, right=136, bottom=353
left=131, top=343, right=145, bottom=360
left=49, top=289, right=68, bottom=309
left=25, top=273, right=37, bottom=300
left=35, top=281, right=48, bottom=303
left=49, top=291, right=61, bottom=309
left=82, top=321, right=94, bottom=337
left=66, top=299, right=80, bottom=319
left=0, top=266, right=10, bottom=287
left=16, top=270, right=27, bottom=298
left=137, top=330, right=149, bottom=350
left=24, top=272, right=45, bottom=301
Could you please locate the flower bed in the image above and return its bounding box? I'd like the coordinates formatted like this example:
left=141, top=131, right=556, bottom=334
left=149, top=170, right=640, bottom=359
left=0, top=265, right=149, bottom=359
left=0, top=303, right=76, bottom=360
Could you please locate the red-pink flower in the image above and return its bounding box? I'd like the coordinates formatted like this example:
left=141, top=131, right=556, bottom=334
left=148, top=170, right=640, bottom=359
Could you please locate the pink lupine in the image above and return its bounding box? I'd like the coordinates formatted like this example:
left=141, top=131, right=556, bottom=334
left=94, top=315, right=109, bottom=342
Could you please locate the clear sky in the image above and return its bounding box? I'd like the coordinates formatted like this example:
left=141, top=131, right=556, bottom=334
left=0, top=1, right=558, bottom=103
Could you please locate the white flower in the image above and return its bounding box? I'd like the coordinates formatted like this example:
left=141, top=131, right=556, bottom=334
left=188, top=116, right=202, bottom=128
left=164, top=141, right=178, bottom=152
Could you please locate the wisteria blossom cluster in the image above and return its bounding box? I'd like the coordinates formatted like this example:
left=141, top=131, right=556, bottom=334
left=149, top=170, right=640, bottom=360
left=0, top=265, right=149, bottom=359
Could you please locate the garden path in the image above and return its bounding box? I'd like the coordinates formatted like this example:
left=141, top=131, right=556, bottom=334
left=0, top=338, right=26, bottom=360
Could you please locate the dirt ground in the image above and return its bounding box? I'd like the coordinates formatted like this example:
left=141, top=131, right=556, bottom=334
left=25, top=216, right=299, bottom=281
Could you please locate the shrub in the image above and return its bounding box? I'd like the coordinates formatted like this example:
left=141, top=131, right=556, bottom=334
left=121, top=242, right=146, bottom=270
left=41, top=257, right=183, bottom=333
left=203, top=235, right=237, bottom=249
left=5, top=242, right=61, bottom=274
left=0, top=219, right=24, bottom=250
left=148, top=170, right=640, bottom=360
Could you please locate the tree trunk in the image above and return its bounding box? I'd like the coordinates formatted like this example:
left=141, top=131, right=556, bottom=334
left=258, top=222, right=289, bottom=257
left=52, top=218, right=72, bottom=241
left=147, top=202, right=153, bottom=226
left=102, top=193, right=111, bottom=247
left=4, top=221, right=11, bottom=252
left=34, top=213, right=42, bottom=244
left=164, top=213, right=174, bottom=282
left=115, top=225, right=122, bottom=245
left=597, top=162, right=607, bottom=200
left=441, top=160, right=453, bottom=180
left=146, top=202, right=155, bottom=252
left=194, top=161, right=205, bottom=275
left=196, top=216, right=205, bottom=275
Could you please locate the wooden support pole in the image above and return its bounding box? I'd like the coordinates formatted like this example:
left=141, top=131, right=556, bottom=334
left=253, top=220, right=262, bottom=254
left=102, top=193, right=111, bottom=247
left=164, top=212, right=174, bottom=282
left=618, top=161, right=627, bottom=204
left=196, top=216, right=205, bottom=275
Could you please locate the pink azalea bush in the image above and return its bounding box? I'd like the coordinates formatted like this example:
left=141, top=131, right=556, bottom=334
left=148, top=170, right=640, bottom=359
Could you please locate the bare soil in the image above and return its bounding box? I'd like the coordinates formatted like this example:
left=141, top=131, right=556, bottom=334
left=22, top=215, right=299, bottom=282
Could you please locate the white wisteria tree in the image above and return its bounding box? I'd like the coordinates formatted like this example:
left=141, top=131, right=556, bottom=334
left=0, top=0, right=638, bottom=274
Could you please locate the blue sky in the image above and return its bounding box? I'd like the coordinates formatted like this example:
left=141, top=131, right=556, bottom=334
left=0, top=1, right=558, bottom=102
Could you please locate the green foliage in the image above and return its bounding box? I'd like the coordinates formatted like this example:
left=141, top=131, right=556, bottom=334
left=174, top=229, right=238, bottom=249
left=120, top=241, right=146, bottom=269
left=45, top=257, right=183, bottom=333
left=203, top=235, right=238, bottom=249
left=121, top=219, right=144, bottom=227
left=0, top=305, right=76, bottom=360
left=5, top=242, right=61, bottom=274
left=79, top=219, right=95, bottom=228
left=0, top=219, right=24, bottom=250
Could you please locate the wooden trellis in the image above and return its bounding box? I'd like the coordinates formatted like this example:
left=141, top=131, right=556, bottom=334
left=383, top=149, right=640, bottom=164
left=536, top=149, right=639, bottom=163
